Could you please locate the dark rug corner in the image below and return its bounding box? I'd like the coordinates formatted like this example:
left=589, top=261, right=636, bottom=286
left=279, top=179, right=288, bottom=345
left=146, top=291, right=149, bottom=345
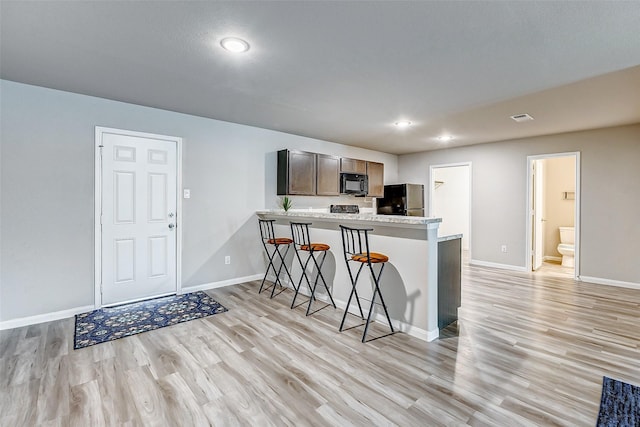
left=597, top=376, right=640, bottom=427
left=74, top=291, right=227, bottom=349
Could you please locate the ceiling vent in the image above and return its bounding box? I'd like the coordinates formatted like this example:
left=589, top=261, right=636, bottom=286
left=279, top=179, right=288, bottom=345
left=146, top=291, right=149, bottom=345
left=510, top=113, right=534, bottom=122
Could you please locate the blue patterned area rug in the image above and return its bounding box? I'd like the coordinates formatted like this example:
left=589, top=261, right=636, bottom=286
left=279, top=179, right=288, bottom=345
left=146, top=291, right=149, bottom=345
left=597, top=376, right=640, bottom=427
left=74, top=291, right=227, bottom=349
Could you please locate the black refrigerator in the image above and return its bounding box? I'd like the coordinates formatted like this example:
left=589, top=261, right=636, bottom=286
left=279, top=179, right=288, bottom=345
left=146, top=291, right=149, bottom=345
left=376, top=184, right=425, bottom=216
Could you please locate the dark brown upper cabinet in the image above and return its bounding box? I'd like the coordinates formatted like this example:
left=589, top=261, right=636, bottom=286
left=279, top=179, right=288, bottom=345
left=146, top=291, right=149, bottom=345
left=340, top=157, right=367, bottom=174
left=366, top=161, right=384, bottom=197
left=316, top=154, right=340, bottom=196
left=278, top=149, right=384, bottom=197
left=277, top=150, right=316, bottom=195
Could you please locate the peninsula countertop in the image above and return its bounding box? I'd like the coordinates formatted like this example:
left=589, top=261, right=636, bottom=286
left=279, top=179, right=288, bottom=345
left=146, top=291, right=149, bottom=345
left=256, top=208, right=443, bottom=341
left=256, top=210, right=442, bottom=228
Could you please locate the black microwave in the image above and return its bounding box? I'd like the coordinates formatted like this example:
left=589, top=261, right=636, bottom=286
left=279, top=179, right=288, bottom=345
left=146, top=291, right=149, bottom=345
left=340, top=173, right=368, bottom=196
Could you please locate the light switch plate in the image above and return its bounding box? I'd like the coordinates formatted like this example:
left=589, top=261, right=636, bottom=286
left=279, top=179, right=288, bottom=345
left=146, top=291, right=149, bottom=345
left=183, top=189, right=191, bottom=199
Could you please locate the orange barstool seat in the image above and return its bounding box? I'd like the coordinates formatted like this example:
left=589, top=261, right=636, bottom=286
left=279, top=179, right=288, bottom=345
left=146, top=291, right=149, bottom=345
left=351, top=252, right=389, bottom=263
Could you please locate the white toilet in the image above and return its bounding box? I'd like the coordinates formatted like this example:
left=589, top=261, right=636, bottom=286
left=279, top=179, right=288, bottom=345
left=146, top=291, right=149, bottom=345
left=557, top=226, right=575, bottom=268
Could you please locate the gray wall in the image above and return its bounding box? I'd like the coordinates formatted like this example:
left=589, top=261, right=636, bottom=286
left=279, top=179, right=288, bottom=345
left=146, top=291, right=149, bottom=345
left=0, top=80, right=398, bottom=322
left=398, top=124, right=640, bottom=284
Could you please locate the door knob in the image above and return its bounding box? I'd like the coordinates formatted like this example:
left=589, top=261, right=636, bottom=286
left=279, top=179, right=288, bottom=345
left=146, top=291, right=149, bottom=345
left=168, top=223, right=175, bottom=229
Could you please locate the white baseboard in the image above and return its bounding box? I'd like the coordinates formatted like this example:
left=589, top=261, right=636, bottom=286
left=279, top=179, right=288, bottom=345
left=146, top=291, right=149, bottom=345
left=0, top=304, right=95, bottom=331
left=0, top=273, right=440, bottom=343
left=543, top=256, right=562, bottom=263
left=470, top=259, right=528, bottom=272
left=0, top=274, right=264, bottom=331
left=425, top=328, right=441, bottom=342
left=333, top=297, right=438, bottom=342
left=578, top=276, right=640, bottom=290
left=286, top=284, right=438, bottom=342
left=182, top=274, right=264, bottom=293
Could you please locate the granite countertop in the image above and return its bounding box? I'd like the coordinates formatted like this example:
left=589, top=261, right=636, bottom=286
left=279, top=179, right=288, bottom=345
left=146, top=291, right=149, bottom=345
left=438, top=234, right=463, bottom=241
left=256, top=210, right=442, bottom=226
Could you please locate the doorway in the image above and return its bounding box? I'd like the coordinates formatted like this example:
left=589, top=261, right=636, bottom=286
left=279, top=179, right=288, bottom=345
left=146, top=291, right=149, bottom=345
left=429, top=163, right=472, bottom=258
left=94, top=127, right=183, bottom=307
left=526, top=152, right=580, bottom=277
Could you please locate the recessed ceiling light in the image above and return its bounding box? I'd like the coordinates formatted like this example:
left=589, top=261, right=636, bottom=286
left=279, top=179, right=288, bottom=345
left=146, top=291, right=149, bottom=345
left=220, top=37, right=250, bottom=53
left=395, top=120, right=412, bottom=128
left=437, top=135, right=454, bottom=142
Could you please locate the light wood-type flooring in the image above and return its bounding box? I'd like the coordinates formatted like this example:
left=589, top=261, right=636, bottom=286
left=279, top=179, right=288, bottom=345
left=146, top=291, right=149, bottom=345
left=1, top=262, right=639, bottom=426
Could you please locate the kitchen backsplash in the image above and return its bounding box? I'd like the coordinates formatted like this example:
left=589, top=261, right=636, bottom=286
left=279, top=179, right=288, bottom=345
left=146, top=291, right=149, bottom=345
left=272, top=194, right=374, bottom=211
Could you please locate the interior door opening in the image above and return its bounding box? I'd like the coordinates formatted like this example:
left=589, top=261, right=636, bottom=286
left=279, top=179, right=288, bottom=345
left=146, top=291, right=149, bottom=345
left=430, top=163, right=471, bottom=261
left=527, top=153, right=580, bottom=278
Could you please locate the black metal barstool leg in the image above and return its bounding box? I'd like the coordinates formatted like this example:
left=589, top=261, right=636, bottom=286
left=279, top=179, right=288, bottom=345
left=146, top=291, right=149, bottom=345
left=305, top=251, right=317, bottom=315
left=372, top=264, right=394, bottom=333
left=305, top=266, right=319, bottom=316
left=314, top=252, right=336, bottom=309
left=340, top=262, right=367, bottom=330
left=362, top=287, right=378, bottom=343
left=279, top=245, right=294, bottom=289
left=352, top=288, right=365, bottom=319
left=306, top=252, right=324, bottom=315
left=291, top=250, right=311, bottom=309
left=291, top=249, right=304, bottom=308
left=269, top=268, right=279, bottom=298
left=352, top=264, right=366, bottom=318
left=339, top=286, right=357, bottom=332
left=304, top=253, right=317, bottom=302
left=271, top=243, right=295, bottom=298
left=270, top=245, right=287, bottom=298
left=258, top=267, right=270, bottom=294
left=259, top=247, right=278, bottom=294
left=294, top=251, right=314, bottom=308
left=290, top=272, right=305, bottom=308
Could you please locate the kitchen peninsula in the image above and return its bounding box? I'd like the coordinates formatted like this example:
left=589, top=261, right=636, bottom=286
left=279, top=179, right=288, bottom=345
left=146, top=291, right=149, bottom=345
left=256, top=210, right=446, bottom=341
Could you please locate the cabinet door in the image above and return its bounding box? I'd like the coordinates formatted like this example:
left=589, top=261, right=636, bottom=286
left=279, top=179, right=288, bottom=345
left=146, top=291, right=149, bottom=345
left=366, top=161, right=384, bottom=197
left=340, top=157, right=367, bottom=174
left=288, top=150, right=316, bottom=195
left=316, top=154, right=340, bottom=196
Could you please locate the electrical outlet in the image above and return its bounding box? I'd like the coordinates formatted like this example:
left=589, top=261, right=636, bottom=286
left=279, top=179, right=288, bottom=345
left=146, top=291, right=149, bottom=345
left=225, top=256, right=231, bottom=265
left=501, top=245, right=507, bottom=253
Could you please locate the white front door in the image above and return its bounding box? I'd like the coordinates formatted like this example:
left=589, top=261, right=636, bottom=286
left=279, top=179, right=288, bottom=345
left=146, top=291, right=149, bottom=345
left=98, top=128, right=178, bottom=305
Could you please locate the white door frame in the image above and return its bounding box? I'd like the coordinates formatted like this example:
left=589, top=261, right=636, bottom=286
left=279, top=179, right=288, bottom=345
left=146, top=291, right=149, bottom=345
left=429, top=162, right=473, bottom=258
left=532, top=159, right=545, bottom=270
left=94, top=126, right=183, bottom=308
left=525, top=152, right=580, bottom=278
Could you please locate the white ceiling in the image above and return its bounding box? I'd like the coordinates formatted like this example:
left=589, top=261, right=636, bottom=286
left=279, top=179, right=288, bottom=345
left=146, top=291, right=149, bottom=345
left=2, top=1, right=639, bottom=154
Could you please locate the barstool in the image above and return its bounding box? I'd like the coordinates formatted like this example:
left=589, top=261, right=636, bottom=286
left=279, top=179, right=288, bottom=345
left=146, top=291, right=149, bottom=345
left=290, top=222, right=336, bottom=315
left=258, top=219, right=293, bottom=298
left=339, top=225, right=395, bottom=342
